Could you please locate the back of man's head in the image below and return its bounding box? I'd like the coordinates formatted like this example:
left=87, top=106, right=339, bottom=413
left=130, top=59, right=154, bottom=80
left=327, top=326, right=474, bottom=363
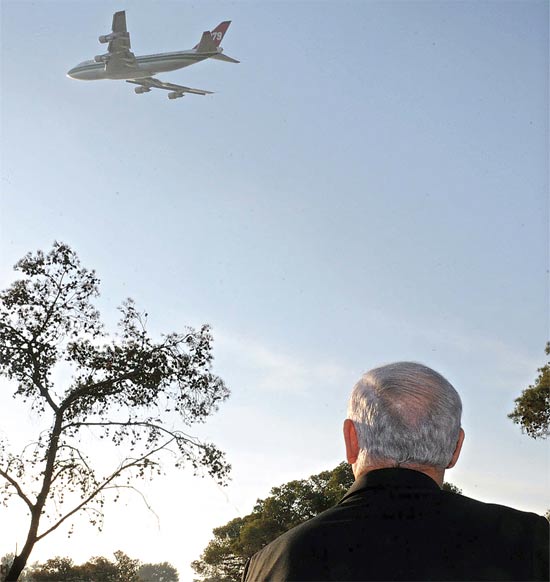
left=347, top=362, right=462, bottom=475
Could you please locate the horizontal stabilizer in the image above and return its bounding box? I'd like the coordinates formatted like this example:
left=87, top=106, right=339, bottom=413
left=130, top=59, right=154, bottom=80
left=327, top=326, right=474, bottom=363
left=196, top=31, right=217, bottom=53
left=210, top=53, right=240, bottom=64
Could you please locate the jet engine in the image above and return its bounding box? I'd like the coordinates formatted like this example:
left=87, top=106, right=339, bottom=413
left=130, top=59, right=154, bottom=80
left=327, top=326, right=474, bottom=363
left=168, top=92, right=185, bottom=100
left=94, top=54, right=109, bottom=63
left=98, top=31, right=128, bottom=44
left=134, top=87, right=151, bottom=94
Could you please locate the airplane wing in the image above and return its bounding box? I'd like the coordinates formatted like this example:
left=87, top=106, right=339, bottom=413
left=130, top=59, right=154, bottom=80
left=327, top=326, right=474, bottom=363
left=126, top=77, right=213, bottom=99
left=108, top=11, right=132, bottom=53
left=97, top=11, right=138, bottom=74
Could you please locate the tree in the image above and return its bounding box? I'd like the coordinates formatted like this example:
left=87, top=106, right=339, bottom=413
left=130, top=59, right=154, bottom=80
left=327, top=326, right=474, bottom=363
left=113, top=551, right=140, bottom=582
left=192, top=463, right=462, bottom=582
left=508, top=343, right=550, bottom=439
left=27, top=557, right=83, bottom=582
left=0, top=242, right=230, bottom=581
left=138, top=561, right=179, bottom=582
left=78, top=555, right=119, bottom=581
left=27, top=551, right=178, bottom=582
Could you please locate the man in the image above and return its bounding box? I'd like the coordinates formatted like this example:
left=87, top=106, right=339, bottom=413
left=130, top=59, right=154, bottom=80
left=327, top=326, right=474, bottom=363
left=242, top=362, right=549, bottom=581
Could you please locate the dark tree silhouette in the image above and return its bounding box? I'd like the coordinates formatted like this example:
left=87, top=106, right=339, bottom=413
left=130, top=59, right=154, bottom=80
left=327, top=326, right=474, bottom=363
left=0, top=243, right=230, bottom=580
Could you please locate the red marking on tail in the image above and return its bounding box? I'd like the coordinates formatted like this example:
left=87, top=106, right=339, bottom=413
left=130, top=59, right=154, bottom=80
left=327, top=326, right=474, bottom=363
left=210, top=21, right=231, bottom=46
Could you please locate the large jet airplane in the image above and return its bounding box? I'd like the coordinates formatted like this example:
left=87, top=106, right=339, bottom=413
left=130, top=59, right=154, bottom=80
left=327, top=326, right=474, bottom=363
left=67, top=11, right=238, bottom=99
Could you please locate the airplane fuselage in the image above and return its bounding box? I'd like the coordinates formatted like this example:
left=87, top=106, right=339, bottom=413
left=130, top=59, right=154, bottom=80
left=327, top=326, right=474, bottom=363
left=67, top=12, right=236, bottom=98
left=67, top=50, right=212, bottom=81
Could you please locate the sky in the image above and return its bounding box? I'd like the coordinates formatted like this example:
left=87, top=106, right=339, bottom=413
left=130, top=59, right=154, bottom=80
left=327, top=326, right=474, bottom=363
left=0, top=0, right=548, bottom=580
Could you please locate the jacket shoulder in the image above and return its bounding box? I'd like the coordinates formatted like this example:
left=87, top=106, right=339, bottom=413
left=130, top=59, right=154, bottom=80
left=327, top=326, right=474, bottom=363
left=445, top=491, right=548, bottom=523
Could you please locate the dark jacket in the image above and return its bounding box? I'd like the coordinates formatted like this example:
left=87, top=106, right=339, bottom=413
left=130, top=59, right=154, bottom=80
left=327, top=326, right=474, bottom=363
left=242, top=468, right=549, bottom=581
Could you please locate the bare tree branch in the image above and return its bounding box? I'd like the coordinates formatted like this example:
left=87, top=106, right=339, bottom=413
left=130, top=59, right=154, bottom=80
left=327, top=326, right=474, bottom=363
left=61, top=419, right=200, bottom=444
left=55, top=444, right=93, bottom=472
left=36, top=438, right=173, bottom=541
left=0, top=468, right=34, bottom=510
left=104, top=484, right=161, bottom=528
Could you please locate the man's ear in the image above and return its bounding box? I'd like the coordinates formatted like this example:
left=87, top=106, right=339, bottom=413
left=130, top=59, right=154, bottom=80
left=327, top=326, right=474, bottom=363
left=447, top=428, right=465, bottom=469
left=343, top=419, right=359, bottom=465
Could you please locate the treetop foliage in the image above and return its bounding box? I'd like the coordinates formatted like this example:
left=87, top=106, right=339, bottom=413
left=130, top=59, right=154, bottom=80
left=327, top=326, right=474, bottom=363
left=508, top=343, right=550, bottom=439
left=1, top=242, right=229, bottom=430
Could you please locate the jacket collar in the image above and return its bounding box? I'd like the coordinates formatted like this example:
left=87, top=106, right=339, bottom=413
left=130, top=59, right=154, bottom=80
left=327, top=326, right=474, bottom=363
left=339, top=468, right=441, bottom=505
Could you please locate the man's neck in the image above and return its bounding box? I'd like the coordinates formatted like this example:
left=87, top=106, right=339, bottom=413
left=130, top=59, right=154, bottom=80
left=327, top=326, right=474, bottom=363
left=355, top=462, right=445, bottom=487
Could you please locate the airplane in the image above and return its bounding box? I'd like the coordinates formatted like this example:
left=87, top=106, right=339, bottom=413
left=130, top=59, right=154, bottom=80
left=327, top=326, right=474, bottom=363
left=67, top=11, right=238, bottom=99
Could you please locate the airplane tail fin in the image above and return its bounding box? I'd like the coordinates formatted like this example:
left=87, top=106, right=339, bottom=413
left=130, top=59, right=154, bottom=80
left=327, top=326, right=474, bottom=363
left=194, top=21, right=231, bottom=52
left=196, top=31, right=217, bottom=53
left=209, top=21, right=231, bottom=46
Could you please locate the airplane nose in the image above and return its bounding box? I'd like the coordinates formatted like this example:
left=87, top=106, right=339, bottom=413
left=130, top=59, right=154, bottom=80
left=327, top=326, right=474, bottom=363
left=67, top=68, right=77, bottom=79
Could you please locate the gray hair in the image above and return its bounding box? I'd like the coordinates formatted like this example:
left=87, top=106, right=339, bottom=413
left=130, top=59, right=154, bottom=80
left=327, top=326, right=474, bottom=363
left=347, top=362, right=462, bottom=472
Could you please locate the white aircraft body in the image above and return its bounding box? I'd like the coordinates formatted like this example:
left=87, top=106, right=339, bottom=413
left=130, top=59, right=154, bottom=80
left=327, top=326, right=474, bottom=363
left=67, top=11, right=238, bottom=99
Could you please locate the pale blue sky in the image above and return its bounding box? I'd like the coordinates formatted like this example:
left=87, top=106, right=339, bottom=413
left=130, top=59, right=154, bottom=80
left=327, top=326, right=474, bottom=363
left=1, top=1, right=548, bottom=580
